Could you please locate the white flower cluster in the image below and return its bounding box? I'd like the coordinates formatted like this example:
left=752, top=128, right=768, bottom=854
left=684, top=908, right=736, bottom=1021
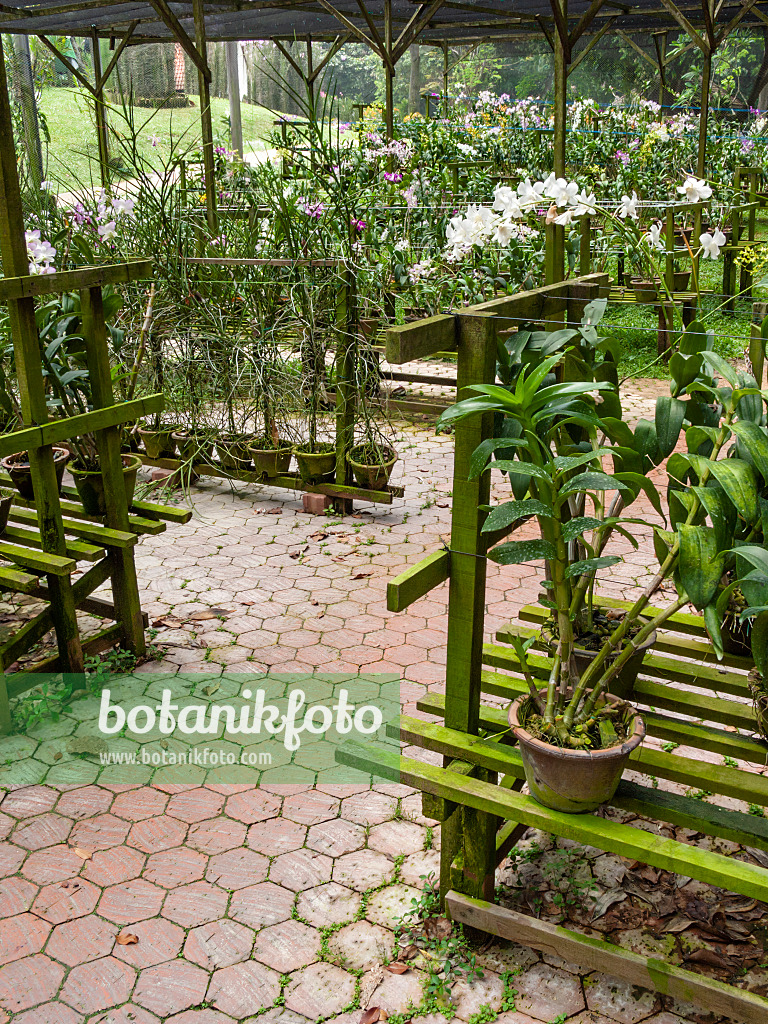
left=25, top=229, right=56, bottom=276
left=96, top=190, right=136, bottom=243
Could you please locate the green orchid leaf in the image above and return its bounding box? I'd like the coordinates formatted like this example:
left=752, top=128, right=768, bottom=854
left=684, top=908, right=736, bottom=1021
left=691, top=484, right=736, bottom=552
left=558, top=472, right=630, bottom=498
left=689, top=455, right=758, bottom=523
left=730, top=421, right=768, bottom=483
left=481, top=499, right=553, bottom=534
left=565, top=555, right=622, bottom=578
left=488, top=539, right=556, bottom=565
left=703, top=602, right=725, bottom=661
left=655, top=395, right=686, bottom=459
left=678, top=524, right=724, bottom=610
left=751, top=610, right=768, bottom=678
left=561, top=516, right=602, bottom=543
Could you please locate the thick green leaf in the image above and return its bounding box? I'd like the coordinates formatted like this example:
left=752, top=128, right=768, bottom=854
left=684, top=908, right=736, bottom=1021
left=615, top=472, right=665, bottom=521
left=730, top=420, right=768, bottom=483
left=491, top=460, right=550, bottom=482
left=565, top=555, right=622, bottom=578
left=691, top=484, right=736, bottom=552
left=553, top=449, right=614, bottom=473
left=469, top=437, right=526, bottom=480
left=725, top=544, right=768, bottom=577
left=688, top=455, right=759, bottom=524
left=481, top=499, right=552, bottom=534
left=678, top=524, right=724, bottom=610
left=437, top=397, right=502, bottom=428
left=653, top=526, right=675, bottom=565
left=558, top=472, right=630, bottom=498
left=488, top=539, right=556, bottom=565
left=751, top=610, right=768, bottom=678
left=701, top=350, right=739, bottom=389
left=561, top=516, right=601, bottom=543
left=703, top=602, right=724, bottom=661
left=655, top=396, right=686, bottom=459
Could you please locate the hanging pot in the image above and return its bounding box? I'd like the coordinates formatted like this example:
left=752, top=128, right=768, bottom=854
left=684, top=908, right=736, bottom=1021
left=1, top=447, right=70, bottom=501
left=508, top=690, right=646, bottom=813
left=69, top=454, right=142, bottom=517
left=346, top=444, right=398, bottom=491
left=631, top=278, right=659, bottom=305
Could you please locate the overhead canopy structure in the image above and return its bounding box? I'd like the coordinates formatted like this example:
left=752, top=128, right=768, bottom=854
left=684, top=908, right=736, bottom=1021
left=1, top=0, right=766, bottom=271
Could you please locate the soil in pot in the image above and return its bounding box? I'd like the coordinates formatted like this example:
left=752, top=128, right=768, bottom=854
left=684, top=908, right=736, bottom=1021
left=173, top=430, right=215, bottom=465
left=70, top=454, right=142, bottom=517
left=294, top=442, right=336, bottom=483
left=216, top=435, right=253, bottom=471
left=347, top=443, right=398, bottom=491
left=509, top=689, right=646, bottom=813
left=0, top=490, right=13, bottom=535
left=138, top=426, right=179, bottom=459
left=249, top=438, right=292, bottom=478
left=1, top=447, right=70, bottom=501
left=543, top=609, right=655, bottom=701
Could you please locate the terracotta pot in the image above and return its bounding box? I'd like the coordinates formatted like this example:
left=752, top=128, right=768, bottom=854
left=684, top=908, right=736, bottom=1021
left=570, top=628, right=656, bottom=701
left=347, top=445, right=398, bottom=491
left=509, top=690, right=646, bottom=813
left=1, top=447, right=70, bottom=501
left=70, top=454, right=142, bottom=517
left=172, top=430, right=215, bottom=464
left=0, top=491, right=13, bottom=535
left=294, top=447, right=336, bottom=483
left=673, top=270, right=691, bottom=291
left=138, top=427, right=179, bottom=459
left=631, top=278, right=659, bottom=305
left=216, top=435, right=253, bottom=471
left=249, top=442, right=292, bottom=478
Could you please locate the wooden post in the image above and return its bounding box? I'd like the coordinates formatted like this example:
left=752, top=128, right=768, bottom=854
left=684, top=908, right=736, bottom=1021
left=654, top=32, right=669, bottom=109
left=693, top=46, right=712, bottom=265
left=443, top=41, right=449, bottom=117
left=579, top=216, right=591, bottom=276
left=91, top=27, right=110, bottom=191
left=226, top=40, right=243, bottom=158
left=80, top=286, right=146, bottom=655
left=334, top=266, right=356, bottom=515
left=0, top=34, right=84, bottom=673
left=547, top=0, right=568, bottom=286
left=384, top=0, right=394, bottom=141
left=665, top=205, right=675, bottom=293
left=741, top=169, right=757, bottom=296
left=441, top=311, right=498, bottom=904
left=192, top=0, right=217, bottom=235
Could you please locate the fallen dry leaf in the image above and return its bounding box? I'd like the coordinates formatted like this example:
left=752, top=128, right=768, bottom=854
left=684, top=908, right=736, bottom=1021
left=359, top=1010, right=380, bottom=1024
left=385, top=963, right=409, bottom=974
left=310, top=599, right=319, bottom=606
left=352, top=571, right=374, bottom=580
left=242, top=601, right=255, bottom=607
left=152, top=616, right=184, bottom=628
left=203, top=683, right=220, bottom=697
left=53, top=751, right=63, bottom=761
left=115, top=932, right=139, bottom=945
left=72, top=848, right=92, bottom=861
left=309, top=531, right=328, bottom=541
left=189, top=611, right=216, bottom=621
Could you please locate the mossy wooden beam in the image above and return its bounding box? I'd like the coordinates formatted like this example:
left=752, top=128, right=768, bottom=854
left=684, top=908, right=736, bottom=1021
left=336, top=740, right=768, bottom=902
left=8, top=621, right=123, bottom=683
left=0, top=395, right=164, bottom=459
left=0, top=541, right=74, bottom=576
left=386, top=549, right=449, bottom=612
left=0, top=260, right=152, bottom=301
left=445, top=893, right=768, bottom=1024
left=6, top=506, right=136, bottom=549
left=385, top=315, right=456, bottom=365
left=7, top=495, right=165, bottom=538
left=0, top=566, right=37, bottom=593
left=2, top=523, right=103, bottom=562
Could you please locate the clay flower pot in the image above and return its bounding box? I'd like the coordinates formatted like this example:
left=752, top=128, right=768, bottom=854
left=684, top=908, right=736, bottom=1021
left=1, top=447, right=70, bottom=501
left=294, top=444, right=336, bottom=483
left=347, top=444, right=398, bottom=491
left=70, top=454, right=142, bottom=517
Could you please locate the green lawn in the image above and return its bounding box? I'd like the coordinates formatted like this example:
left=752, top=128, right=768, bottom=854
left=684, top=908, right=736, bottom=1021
left=38, top=87, right=279, bottom=191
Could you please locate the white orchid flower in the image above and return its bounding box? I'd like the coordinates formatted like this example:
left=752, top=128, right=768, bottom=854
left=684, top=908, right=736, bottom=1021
left=699, top=228, right=726, bottom=259
left=98, top=221, right=118, bottom=242
left=677, top=176, right=712, bottom=204
left=553, top=208, right=574, bottom=227
left=493, top=186, right=523, bottom=219
left=517, top=178, right=546, bottom=210
left=548, top=178, right=579, bottom=208
left=574, top=191, right=597, bottom=216
left=618, top=192, right=639, bottom=219
left=644, top=221, right=665, bottom=251
left=493, top=220, right=516, bottom=246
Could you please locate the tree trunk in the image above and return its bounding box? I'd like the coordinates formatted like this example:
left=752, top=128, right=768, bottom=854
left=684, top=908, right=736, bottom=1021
left=749, top=30, right=768, bottom=111
left=409, top=43, right=421, bottom=113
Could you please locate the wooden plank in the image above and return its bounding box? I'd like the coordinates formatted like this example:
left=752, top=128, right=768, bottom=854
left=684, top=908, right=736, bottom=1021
left=6, top=507, right=137, bottom=549
left=1, top=523, right=103, bottom=562
left=7, top=495, right=167, bottom=536
left=7, top=621, right=123, bottom=684
left=122, top=497, right=191, bottom=525
left=0, top=566, right=37, bottom=593
left=0, top=260, right=151, bottom=301
left=446, top=893, right=768, bottom=1024
left=385, top=315, right=456, bottom=365
left=387, top=549, right=449, bottom=612
left=336, top=740, right=768, bottom=901
left=0, top=394, right=164, bottom=459
left=0, top=540, right=74, bottom=576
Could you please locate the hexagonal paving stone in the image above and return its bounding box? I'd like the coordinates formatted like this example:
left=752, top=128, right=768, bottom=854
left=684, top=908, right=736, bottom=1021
left=206, top=847, right=268, bottom=890
left=134, top=959, right=210, bottom=1016
left=0, top=877, right=37, bottom=918
left=31, top=877, right=99, bottom=924
left=70, top=813, right=131, bottom=851
left=399, top=850, right=440, bottom=888
left=584, top=972, right=658, bottom=1023
left=327, top=920, right=394, bottom=970
left=333, top=850, right=395, bottom=892
left=21, top=844, right=84, bottom=885
left=0, top=844, right=24, bottom=879
left=340, top=791, right=397, bottom=826
left=55, top=785, right=113, bottom=820
left=98, top=878, right=166, bottom=924
left=295, top=882, right=361, bottom=928
left=1, top=785, right=57, bottom=818
left=284, top=963, right=356, bottom=1019
left=188, top=817, right=247, bottom=854
left=306, top=819, right=365, bottom=857
left=451, top=973, right=506, bottom=1019
left=514, top=962, right=586, bottom=1020
left=144, top=846, right=207, bottom=887
left=165, top=1012, right=234, bottom=1024
left=366, top=968, right=425, bottom=1016
left=253, top=919, right=320, bottom=973
left=365, top=884, right=421, bottom=930
left=83, top=846, right=146, bottom=886
left=269, top=849, right=331, bottom=892
left=368, top=820, right=426, bottom=858
left=167, top=787, right=226, bottom=823
left=46, top=915, right=118, bottom=966
left=225, top=789, right=281, bottom=824
left=208, top=961, right=281, bottom=1018
left=12, top=813, right=72, bottom=851
left=0, top=954, right=64, bottom=1012
left=229, top=882, right=294, bottom=928
left=112, top=787, right=169, bottom=821
left=14, top=1003, right=83, bottom=1024
left=112, top=917, right=186, bottom=968
left=163, top=880, right=228, bottom=927
left=0, top=912, right=51, bottom=963
left=59, top=955, right=135, bottom=1015
left=247, top=818, right=306, bottom=855
left=87, top=1006, right=160, bottom=1024
left=281, top=791, right=339, bottom=825
left=128, top=815, right=188, bottom=854
left=184, top=919, right=255, bottom=969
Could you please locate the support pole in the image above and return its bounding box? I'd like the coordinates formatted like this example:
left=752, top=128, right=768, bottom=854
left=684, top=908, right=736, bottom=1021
left=546, top=0, right=568, bottom=285
left=443, top=41, right=449, bottom=116
left=384, top=0, right=394, bottom=140
left=693, top=46, right=712, bottom=265
left=193, top=0, right=217, bottom=234
left=655, top=32, right=669, bottom=108
left=12, top=35, right=43, bottom=190
left=91, top=27, right=110, bottom=191
left=226, top=40, right=243, bottom=158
